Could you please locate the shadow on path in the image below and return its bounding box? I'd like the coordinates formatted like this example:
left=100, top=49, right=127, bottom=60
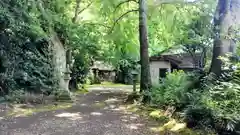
left=0, top=88, right=159, bottom=135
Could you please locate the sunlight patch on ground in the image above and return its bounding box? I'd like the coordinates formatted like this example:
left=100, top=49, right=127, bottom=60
left=55, top=112, right=80, bottom=117
left=85, top=82, right=140, bottom=92
left=170, top=123, right=187, bottom=132
left=91, top=102, right=106, bottom=108
left=125, top=104, right=140, bottom=113
left=80, top=103, right=88, bottom=106
left=104, top=123, right=112, bottom=128
left=125, top=123, right=144, bottom=130
left=90, top=112, right=103, bottom=116
left=55, top=112, right=82, bottom=120
left=110, top=105, right=126, bottom=112
left=104, top=98, right=120, bottom=104
left=108, top=104, right=116, bottom=109
left=103, top=106, right=109, bottom=110
left=130, top=115, right=139, bottom=120
left=100, top=91, right=112, bottom=94
left=86, top=82, right=133, bottom=87
left=160, top=119, right=178, bottom=131
left=121, top=119, right=129, bottom=122
left=7, top=103, right=73, bottom=117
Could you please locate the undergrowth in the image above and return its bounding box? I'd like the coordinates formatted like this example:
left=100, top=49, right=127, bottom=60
left=149, top=68, right=240, bottom=134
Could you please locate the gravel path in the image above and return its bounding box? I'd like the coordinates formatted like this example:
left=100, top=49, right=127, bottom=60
left=0, top=88, right=159, bottom=135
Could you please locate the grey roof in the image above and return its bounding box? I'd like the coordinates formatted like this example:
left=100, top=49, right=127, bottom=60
left=91, top=61, right=115, bottom=71
left=150, top=53, right=202, bottom=68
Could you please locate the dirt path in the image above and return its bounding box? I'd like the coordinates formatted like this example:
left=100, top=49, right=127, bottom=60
left=0, top=87, right=159, bottom=135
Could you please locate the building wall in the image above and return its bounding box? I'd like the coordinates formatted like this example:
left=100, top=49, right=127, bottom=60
left=150, top=61, right=171, bottom=84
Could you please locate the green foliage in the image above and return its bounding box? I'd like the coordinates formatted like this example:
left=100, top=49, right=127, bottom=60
left=150, top=70, right=198, bottom=108
left=90, top=0, right=215, bottom=85
left=5, top=89, right=47, bottom=104
left=5, top=89, right=25, bottom=103
left=184, top=61, right=240, bottom=134
left=184, top=83, right=240, bottom=133
left=203, top=82, right=240, bottom=132
left=0, top=0, right=58, bottom=95
left=150, top=64, right=240, bottom=134
left=0, top=0, right=102, bottom=94
left=1, top=0, right=239, bottom=134
left=85, top=71, right=94, bottom=85
left=71, top=52, right=91, bottom=84
left=183, top=104, right=214, bottom=130
left=148, top=1, right=215, bottom=55
left=69, top=24, right=101, bottom=85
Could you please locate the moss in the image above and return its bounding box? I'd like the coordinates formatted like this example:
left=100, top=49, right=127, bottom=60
left=149, top=110, right=169, bottom=122
left=128, top=106, right=139, bottom=112
left=125, top=104, right=215, bottom=135
left=6, top=103, right=73, bottom=117
left=101, top=82, right=130, bottom=86
left=149, top=110, right=164, bottom=118
left=55, top=91, right=73, bottom=102
left=74, top=89, right=89, bottom=94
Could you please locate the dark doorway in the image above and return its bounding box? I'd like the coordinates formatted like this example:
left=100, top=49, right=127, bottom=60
left=159, top=68, right=168, bottom=78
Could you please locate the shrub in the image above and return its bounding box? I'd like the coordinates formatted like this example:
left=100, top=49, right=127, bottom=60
left=5, top=90, right=46, bottom=104
left=183, top=103, right=214, bottom=130
left=150, top=70, right=199, bottom=108
left=204, top=82, right=240, bottom=133
left=183, top=57, right=240, bottom=134
left=85, top=72, right=94, bottom=85
left=184, top=70, right=240, bottom=134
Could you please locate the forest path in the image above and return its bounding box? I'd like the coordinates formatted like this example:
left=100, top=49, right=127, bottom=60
left=0, top=86, right=160, bottom=135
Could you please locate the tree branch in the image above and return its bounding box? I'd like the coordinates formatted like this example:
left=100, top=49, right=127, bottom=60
left=78, top=1, right=93, bottom=14
left=72, top=0, right=82, bottom=23
left=109, top=9, right=138, bottom=33
left=84, top=23, right=111, bottom=29
left=72, top=0, right=93, bottom=23
left=114, top=0, right=138, bottom=13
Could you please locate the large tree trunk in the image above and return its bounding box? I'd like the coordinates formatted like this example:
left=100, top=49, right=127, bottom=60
left=139, top=0, right=151, bottom=95
left=210, top=0, right=240, bottom=76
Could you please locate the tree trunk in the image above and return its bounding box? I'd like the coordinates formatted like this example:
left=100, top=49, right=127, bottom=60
left=139, top=0, right=151, bottom=96
left=210, top=0, right=240, bottom=76
left=72, top=0, right=81, bottom=23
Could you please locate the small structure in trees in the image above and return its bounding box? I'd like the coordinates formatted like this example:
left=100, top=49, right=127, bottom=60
left=90, top=61, right=116, bottom=83
left=149, top=52, right=203, bottom=84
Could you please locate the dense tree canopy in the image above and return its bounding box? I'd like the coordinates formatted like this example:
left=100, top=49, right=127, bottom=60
left=1, top=0, right=240, bottom=134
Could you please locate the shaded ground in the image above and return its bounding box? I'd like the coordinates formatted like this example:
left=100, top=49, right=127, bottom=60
left=0, top=86, right=210, bottom=135
left=0, top=86, right=160, bottom=135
